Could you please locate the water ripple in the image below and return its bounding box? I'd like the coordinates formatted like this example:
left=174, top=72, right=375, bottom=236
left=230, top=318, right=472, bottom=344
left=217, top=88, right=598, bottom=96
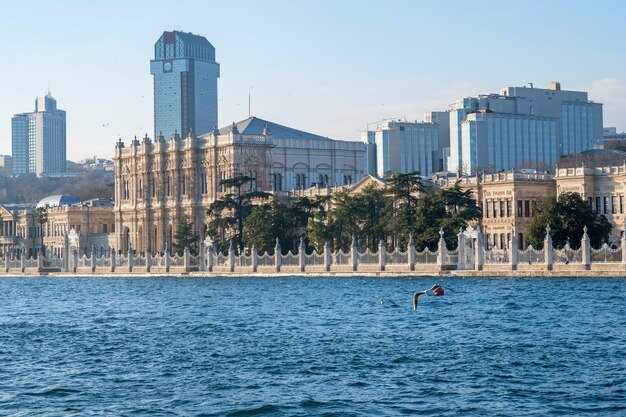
left=0, top=276, right=625, bottom=416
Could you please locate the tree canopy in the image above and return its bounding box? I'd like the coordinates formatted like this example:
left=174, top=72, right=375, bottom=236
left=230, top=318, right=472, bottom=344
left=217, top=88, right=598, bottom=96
left=172, top=215, right=199, bottom=256
left=527, top=192, right=612, bottom=249
left=206, top=175, right=270, bottom=253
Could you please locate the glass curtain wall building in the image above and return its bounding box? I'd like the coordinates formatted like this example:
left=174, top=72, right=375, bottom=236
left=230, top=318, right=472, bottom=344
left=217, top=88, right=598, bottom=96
left=11, top=93, right=66, bottom=177
left=363, top=119, right=443, bottom=178
left=150, top=31, right=220, bottom=139
left=447, top=82, right=603, bottom=174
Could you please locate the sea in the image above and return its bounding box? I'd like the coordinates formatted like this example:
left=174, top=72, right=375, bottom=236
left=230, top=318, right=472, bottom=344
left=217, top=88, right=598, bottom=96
left=0, top=276, right=624, bottom=416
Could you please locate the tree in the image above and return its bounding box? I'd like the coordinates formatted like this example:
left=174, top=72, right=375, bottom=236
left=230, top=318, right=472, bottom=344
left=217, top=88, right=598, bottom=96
left=385, top=171, right=423, bottom=245
left=414, top=182, right=481, bottom=250
left=243, top=200, right=309, bottom=254
left=34, top=206, right=48, bottom=256
left=206, top=175, right=270, bottom=253
left=351, top=184, right=389, bottom=251
left=172, top=215, right=199, bottom=256
left=527, top=192, right=612, bottom=249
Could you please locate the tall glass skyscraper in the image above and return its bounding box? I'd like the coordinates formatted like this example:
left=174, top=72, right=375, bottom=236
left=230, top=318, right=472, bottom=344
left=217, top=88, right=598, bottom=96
left=150, top=31, right=220, bottom=139
left=11, top=93, right=66, bottom=177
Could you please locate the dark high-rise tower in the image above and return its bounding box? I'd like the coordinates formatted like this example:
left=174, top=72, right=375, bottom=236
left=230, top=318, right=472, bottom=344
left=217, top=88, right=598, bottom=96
left=150, top=31, right=220, bottom=138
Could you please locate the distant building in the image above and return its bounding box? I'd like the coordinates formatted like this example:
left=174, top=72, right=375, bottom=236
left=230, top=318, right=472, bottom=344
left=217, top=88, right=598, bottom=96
left=0, top=195, right=114, bottom=258
left=11, top=93, right=67, bottom=177
left=447, top=82, right=603, bottom=174
left=0, top=155, right=12, bottom=175
left=151, top=31, right=220, bottom=139
left=603, top=127, right=626, bottom=150
left=362, top=113, right=449, bottom=178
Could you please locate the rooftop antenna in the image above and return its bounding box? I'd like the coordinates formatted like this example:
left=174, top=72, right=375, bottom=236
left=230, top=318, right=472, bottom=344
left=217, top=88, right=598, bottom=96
left=248, top=85, right=254, bottom=117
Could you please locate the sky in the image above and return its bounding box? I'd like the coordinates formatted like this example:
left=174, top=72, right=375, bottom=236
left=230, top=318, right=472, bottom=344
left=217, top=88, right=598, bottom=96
left=1, top=0, right=625, bottom=161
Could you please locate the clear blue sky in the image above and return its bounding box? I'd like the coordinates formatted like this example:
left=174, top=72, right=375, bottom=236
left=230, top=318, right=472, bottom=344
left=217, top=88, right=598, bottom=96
left=1, top=0, right=625, bottom=160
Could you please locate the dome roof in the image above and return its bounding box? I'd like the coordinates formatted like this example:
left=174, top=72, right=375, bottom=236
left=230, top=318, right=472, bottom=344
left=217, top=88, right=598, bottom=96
left=36, top=194, right=81, bottom=208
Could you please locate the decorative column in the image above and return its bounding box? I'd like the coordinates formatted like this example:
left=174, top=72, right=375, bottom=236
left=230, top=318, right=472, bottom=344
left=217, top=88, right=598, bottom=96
left=475, top=226, right=484, bottom=271
left=228, top=241, right=235, bottom=273
left=275, top=238, right=281, bottom=273
left=20, top=248, right=25, bottom=273
left=437, top=229, right=446, bottom=269
left=621, top=219, right=626, bottom=270
left=509, top=227, right=518, bottom=270
left=299, top=236, right=306, bottom=273
left=456, top=228, right=465, bottom=270
left=72, top=249, right=78, bottom=273
left=37, top=249, right=44, bottom=272
left=378, top=240, right=386, bottom=271
left=408, top=234, right=415, bottom=271
left=324, top=241, right=331, bottom=272
left=64, top=235, right=70, bottom=273
left=199, top=241, right=206, bottom=272
left=164, top=243, right=171, bottom=273
left=128, top=244, right=134, bottom=273
left=252, top=243, right=259, bottom=273
left=90, top=246, right=96, bottom=273
left=110, top=246, right=116, bottom=273
left=184, top=247, right=190, bottom=273
left=544, top=224, right=553, bottom=271
left=581, top=226, right=591, bottom=270
left=146, top=248, right=152, bottom=273
left=207, top=244, right=214, bottom=273
left=351, top=235, right=358, bottom=272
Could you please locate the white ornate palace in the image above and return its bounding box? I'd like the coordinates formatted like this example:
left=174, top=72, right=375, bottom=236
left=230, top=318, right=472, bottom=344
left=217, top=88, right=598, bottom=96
left=113, top=117, right=366, bottom=253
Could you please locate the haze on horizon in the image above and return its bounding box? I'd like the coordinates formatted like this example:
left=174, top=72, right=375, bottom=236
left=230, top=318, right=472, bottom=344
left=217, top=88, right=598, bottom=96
left=1, top=0, right=625, bottom=161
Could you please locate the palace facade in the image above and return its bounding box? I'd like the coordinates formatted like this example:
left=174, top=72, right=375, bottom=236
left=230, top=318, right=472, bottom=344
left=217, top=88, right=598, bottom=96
left=113, top=117, right=366, bottom=253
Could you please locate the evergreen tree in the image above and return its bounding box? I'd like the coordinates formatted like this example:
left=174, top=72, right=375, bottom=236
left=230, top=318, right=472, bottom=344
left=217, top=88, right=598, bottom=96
left=385, top=171, right=423, bottom=245
left=527, top=192, right=611, bottom=249
left=243, top=200, right=309, bottom=254
left=172, top=215, right=199, bottom=256
left=206, top=175, right=270, bottom=253
left=414, top=182, right=481, bottom=251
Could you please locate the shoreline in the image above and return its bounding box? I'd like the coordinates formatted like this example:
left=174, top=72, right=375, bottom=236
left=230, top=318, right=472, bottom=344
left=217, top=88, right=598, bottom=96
left=2, top=270, right=625, bottom=278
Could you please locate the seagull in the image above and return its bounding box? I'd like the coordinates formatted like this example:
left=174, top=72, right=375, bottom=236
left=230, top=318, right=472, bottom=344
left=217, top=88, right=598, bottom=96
left=413, top=285, right=445, bottom=310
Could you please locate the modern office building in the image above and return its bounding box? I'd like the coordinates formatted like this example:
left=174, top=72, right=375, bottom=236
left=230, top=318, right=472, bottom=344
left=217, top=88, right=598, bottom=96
left=150, top=31, right=220, bottom=139
left=11, top=93, right=66, bottom=177
left=447, top=82, right=603, bottom=174
left=363, top=112, right=449, bottom=178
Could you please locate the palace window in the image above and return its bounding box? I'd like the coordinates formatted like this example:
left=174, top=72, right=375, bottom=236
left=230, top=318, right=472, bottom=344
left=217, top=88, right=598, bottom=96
left=272, top=173, right=282, bottom=191
left=621, top=195, right=624, bottom=214
left=524, top=200, right=530, bottom=217
left=492, top=200, right=497, bottom=218
left=248, top=171, right=257, bottom=192
left=500, top=201, right=505, bottom=218
left=517, top=200, right=523, bottom=217
left=612, top=196, right=618, bottom=214
left=596, top=196, right=601, bottom=214
left=343, top=175, right=352, bottom=185
left=201, top=173, right=208, bottom=194
left=166, top=176, right=171, bottom=196
left=485, top=201, right=491, bottom=218
left=604, top=196, right=609, bottom=215
left=318, top=174, right=329, bottom=187
left=506, top=200, right=512, bottom=217
left=295, top=173, right=305, bottom=190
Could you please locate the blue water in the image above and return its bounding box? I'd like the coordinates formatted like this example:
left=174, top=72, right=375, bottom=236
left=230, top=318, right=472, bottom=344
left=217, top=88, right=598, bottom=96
left=0, top=277, right=625, bottom=416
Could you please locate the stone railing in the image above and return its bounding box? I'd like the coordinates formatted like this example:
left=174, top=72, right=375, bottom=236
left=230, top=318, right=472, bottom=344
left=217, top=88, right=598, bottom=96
left=3, top=224, right=626, bottom=275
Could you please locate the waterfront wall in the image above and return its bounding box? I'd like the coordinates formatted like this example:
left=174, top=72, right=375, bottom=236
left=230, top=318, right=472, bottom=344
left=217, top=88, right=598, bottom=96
left=2, top=226, right=626, bottom=276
